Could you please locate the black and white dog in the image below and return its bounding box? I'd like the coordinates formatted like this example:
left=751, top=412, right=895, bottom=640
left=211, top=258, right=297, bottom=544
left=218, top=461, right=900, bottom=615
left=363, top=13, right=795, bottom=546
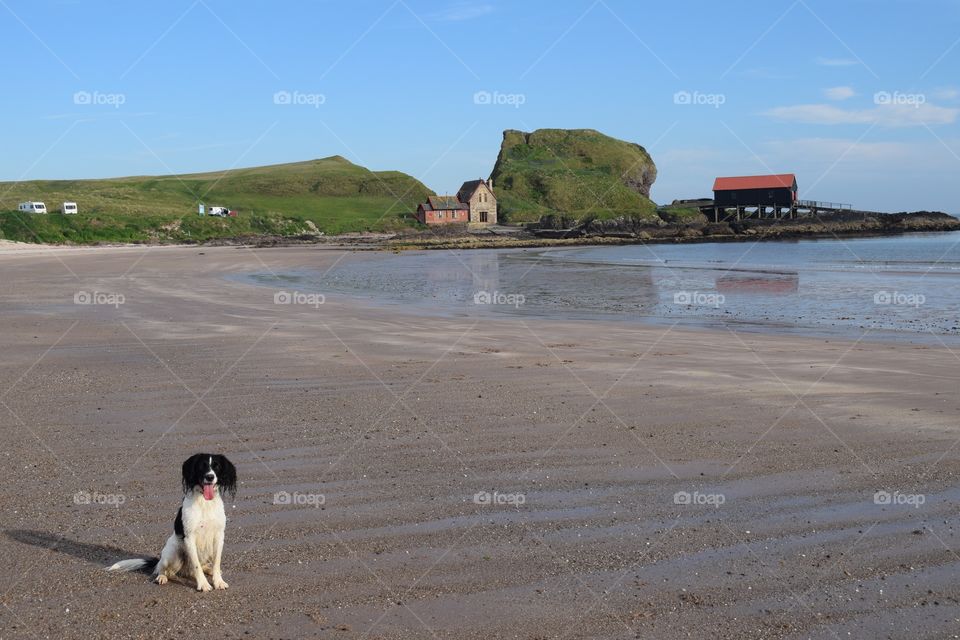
left=107, top=454, right=237, bottom=591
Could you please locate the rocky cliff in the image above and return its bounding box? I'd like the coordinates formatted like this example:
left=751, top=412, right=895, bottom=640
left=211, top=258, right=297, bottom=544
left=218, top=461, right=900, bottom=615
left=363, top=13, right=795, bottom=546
left=489, top=129, right=658, bottom=223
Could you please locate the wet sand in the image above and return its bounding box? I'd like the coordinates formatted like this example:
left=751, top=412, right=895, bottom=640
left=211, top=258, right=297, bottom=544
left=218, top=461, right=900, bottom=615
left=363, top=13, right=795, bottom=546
left=1, top=245, right=959, bottom=639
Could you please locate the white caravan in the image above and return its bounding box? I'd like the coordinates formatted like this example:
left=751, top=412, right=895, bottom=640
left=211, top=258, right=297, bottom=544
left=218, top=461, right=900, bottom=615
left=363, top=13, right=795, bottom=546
left=19, top=202, right=47, bottom=214
left=62, top=202, right=78, bottom=214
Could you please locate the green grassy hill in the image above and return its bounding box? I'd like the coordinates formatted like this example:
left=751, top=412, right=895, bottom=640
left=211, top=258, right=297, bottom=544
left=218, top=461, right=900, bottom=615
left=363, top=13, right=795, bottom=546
left=490, top=129, right=658, bottom=223
left=0, top=156, right=433, bottom=244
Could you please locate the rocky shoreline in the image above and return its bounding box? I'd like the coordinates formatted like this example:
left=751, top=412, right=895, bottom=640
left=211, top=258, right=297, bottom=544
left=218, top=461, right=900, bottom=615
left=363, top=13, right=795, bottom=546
left=28, top=211, right=954, bottom=252
left=381, top=210, right=960, bottom=251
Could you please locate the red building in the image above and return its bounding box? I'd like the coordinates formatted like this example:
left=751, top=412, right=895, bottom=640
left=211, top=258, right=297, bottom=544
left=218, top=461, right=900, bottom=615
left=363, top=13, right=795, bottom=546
left=415, top=195, right=469, bottom=225
left=712, top=174, right=797, bottom=207
left=415, top=179, right=497, bottom=225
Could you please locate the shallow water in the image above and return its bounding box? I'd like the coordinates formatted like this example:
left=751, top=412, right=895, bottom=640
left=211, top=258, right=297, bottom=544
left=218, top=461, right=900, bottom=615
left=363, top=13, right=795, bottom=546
left=237, top=232, right=960, bottom=341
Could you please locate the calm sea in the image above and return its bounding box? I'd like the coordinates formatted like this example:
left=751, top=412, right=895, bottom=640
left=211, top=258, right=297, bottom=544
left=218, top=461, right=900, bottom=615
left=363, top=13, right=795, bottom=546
left=241, top=232, right=960, bottom=341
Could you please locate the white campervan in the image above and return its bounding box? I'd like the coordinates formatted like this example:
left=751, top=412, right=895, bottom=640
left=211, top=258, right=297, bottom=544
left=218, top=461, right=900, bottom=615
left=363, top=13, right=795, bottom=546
left=62, top=202, right=78, bottom=215
left=19, top=202, right=47, bottom=214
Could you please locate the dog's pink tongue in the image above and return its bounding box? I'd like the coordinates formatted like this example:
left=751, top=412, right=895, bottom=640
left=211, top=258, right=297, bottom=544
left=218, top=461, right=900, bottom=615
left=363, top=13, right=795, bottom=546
left=202, top=485, right=215, bottom=501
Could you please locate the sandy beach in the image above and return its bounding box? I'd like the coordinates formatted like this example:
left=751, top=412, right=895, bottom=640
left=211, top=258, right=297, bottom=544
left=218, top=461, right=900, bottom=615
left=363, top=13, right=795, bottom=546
left=1, top=244, right=959, bottom=639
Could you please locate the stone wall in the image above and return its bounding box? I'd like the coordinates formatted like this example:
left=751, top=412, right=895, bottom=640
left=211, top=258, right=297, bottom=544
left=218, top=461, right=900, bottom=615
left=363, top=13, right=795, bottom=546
left=468, top=182, right=498, bottom=225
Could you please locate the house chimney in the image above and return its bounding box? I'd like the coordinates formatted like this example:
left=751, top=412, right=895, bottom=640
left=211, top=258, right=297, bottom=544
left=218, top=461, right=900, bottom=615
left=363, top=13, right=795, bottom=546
left=488, top=178, right=494, bottom=190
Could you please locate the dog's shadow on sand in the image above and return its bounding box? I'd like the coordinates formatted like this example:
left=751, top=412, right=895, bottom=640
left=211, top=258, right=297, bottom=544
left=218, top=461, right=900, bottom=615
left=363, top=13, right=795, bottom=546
left=5, top=529, right=152, bottom=573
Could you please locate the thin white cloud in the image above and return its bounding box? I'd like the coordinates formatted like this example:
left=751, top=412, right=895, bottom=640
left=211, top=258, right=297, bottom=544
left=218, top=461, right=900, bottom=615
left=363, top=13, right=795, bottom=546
left=763, top=102, right=959, bottom=127
left=824, top=86, right=855, bottom=101
left=764, top=137, right=913, bottom=162
left=933, top=87, right=959, bottom=101
left=428, top=3, right=494, bottom=22
left=816, top=56, right=860, bottom=67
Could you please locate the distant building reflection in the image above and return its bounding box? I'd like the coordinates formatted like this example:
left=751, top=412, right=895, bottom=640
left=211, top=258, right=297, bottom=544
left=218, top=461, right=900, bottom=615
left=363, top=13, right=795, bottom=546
left=715, top=272, right=799, bottom=295
left=421, top=251, right=502, bottom=294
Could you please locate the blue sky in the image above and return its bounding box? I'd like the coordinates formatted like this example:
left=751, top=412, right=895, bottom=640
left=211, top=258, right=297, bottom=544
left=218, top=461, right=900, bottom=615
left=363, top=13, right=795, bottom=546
left=3, top=0, right=959, bottom=212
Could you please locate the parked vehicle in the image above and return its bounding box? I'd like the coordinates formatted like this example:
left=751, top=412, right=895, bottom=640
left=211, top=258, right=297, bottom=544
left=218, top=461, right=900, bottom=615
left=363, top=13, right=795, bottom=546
left=19, top=202, right=47, bottom=214
left=62, top=202, right=78, bottom=215
left=208, top=206, right=229, bottom=217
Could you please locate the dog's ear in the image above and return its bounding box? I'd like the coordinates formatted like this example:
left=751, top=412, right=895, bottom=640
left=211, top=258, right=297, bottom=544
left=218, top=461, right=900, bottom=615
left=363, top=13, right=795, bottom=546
left=214, top=455, right=237, bottom=499
left=181, top=454, right=205, bottom=493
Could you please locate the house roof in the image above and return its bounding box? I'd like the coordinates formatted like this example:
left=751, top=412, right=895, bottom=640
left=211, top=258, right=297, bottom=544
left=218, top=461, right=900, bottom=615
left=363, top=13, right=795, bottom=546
left=457, top=179, right=487, bottom=202
left=713, top=174, right=796, bottom=191
left=422, top=195, right=469, bottom=211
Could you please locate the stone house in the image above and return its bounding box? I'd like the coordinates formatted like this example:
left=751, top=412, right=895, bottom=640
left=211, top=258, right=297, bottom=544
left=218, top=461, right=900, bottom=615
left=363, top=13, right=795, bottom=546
left=457, top=178, right=497, bottom=225
left=415, top=178, right=497, bottom=226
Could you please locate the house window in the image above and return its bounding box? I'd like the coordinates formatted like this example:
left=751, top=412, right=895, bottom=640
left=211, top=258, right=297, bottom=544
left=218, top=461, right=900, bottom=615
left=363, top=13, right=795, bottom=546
left=480, top=212, right=488, bottom=223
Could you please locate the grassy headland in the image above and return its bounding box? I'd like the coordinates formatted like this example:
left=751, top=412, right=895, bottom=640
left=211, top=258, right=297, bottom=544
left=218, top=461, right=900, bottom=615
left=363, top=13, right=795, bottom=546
left=0, top=156, right=432, bottom=244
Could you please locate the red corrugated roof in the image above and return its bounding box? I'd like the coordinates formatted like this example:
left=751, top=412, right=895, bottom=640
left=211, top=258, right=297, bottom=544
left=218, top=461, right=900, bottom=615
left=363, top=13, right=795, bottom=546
left=713, top=174, right=796, bottom=191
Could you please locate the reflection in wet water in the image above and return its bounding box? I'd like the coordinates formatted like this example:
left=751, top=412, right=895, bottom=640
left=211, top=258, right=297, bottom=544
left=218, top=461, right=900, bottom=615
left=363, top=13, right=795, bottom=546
left=237, top=233, right=960, bottom=340
left=258, top=250, right=660, bottom=318
left=716, top=273, right=799, bottom=295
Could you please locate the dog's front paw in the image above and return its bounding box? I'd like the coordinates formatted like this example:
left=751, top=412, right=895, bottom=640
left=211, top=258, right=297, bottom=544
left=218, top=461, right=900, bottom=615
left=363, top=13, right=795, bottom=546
left=196, top=578, right=213, bottom=592
left=155, top=575, right=168, bottom=585
left=212, top=576, right=229, bottom=590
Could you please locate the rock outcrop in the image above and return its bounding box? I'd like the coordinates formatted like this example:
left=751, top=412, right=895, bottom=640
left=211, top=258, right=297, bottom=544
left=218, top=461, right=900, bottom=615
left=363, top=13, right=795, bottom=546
left=490, top=129, right=658, bottom=223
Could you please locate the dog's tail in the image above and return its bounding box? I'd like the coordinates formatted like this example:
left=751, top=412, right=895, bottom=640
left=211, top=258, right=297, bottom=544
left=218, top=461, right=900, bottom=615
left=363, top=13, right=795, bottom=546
left=106, top=558, right=159, bottom=574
